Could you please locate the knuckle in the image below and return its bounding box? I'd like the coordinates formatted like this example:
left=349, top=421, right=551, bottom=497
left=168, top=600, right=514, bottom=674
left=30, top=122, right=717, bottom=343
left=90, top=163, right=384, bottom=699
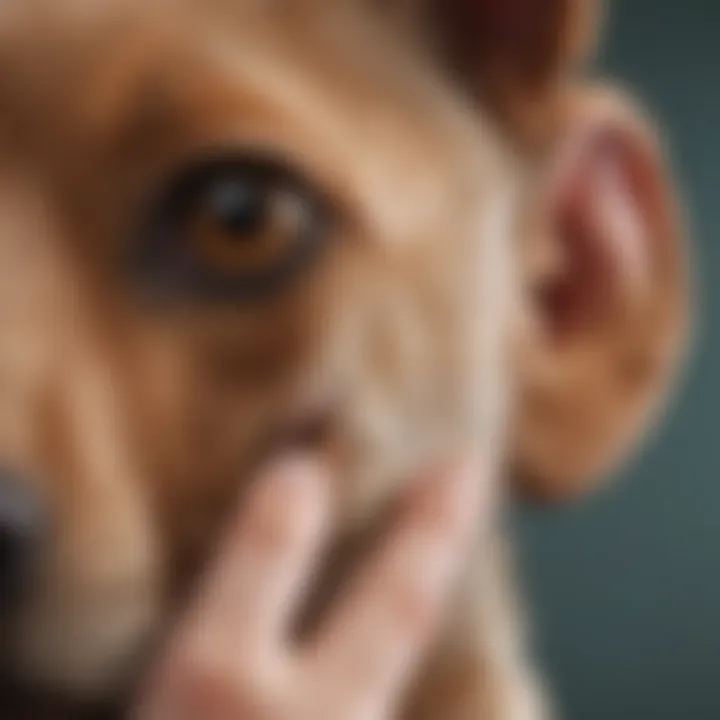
left=394, top=579, right=437, bottom=638
left=171, top=649, right=233, bottom=700
left=386, top=558, right=444, bottom=640
left=168, top=645, right=273, bottom=713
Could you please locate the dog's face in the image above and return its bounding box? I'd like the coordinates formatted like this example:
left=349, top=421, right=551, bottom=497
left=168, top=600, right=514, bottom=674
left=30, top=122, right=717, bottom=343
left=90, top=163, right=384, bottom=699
left=0, top=0, right=688, bottom=712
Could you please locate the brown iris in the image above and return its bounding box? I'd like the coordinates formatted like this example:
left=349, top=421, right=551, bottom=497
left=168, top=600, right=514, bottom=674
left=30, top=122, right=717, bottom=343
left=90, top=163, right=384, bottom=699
left=134, top=156, right=329, bottom=302
left=192, top=175, right=308, bottom=275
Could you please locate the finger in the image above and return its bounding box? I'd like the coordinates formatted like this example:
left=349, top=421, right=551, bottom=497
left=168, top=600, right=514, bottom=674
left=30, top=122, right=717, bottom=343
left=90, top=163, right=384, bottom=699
left=308, top=457, right=492, bottom=718
left=180, top=452, right=332, bottom=663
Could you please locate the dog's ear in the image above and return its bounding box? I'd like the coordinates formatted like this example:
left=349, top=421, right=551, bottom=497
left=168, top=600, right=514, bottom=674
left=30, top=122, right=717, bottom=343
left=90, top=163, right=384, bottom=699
left=398, top=0, right=602, bottom=146
left=512, top=88, right=690, bottom=503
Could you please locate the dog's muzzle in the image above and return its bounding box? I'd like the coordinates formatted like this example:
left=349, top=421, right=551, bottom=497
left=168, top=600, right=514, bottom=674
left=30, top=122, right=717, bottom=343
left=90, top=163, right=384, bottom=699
left=0, top=469, right=44, bottom=612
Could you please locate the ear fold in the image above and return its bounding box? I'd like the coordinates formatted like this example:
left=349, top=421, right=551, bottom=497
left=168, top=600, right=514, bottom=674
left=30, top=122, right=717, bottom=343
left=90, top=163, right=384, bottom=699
left=424, top=0, right=602, bottom=146
left=512, top=87, right=691, bottom=502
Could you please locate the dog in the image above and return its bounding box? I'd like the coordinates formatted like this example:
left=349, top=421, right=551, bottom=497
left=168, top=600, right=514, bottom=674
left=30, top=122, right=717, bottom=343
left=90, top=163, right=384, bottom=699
left=0, top=0, right=689, bottom=717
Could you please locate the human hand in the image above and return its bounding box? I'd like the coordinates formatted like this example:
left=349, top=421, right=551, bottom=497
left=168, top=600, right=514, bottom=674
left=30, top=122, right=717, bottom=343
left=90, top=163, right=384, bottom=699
left=134, top=453, right=493, bottom=720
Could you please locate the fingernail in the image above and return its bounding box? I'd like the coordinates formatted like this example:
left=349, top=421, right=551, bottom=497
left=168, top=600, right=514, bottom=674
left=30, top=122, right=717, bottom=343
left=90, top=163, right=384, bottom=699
left=264, top=451, right=328, bottom=490
left=246, top=452, right=331, bottom=548
left=410, top=456, right=486, bottom=534
left=446, top=457, right=486, bottom=533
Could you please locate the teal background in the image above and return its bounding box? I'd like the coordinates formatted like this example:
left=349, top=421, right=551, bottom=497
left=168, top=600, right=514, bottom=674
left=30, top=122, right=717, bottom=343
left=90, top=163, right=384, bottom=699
left=516, top=2, right=720, bottom=718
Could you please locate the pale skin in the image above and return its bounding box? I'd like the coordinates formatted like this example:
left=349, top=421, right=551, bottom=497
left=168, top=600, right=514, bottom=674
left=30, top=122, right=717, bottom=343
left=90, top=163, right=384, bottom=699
left=133, top=452, right=494, bottom=720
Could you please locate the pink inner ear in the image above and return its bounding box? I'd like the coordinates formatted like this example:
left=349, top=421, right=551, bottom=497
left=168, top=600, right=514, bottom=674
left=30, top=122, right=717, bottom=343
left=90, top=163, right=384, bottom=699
left=538, top=130, right=653, bottom=339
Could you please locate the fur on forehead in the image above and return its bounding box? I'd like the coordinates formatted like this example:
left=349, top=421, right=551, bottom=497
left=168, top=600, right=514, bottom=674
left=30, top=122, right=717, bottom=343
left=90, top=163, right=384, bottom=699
left=1, top=0, right=523, bottom=249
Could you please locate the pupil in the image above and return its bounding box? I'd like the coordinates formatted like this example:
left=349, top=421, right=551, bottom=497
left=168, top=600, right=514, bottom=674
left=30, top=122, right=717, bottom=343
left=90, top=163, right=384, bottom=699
left=206, top=179, right=267, bottom=240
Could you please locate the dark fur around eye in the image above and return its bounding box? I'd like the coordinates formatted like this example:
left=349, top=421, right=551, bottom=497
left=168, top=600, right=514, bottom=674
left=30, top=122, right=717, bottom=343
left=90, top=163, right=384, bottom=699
left=129, top=154, right=332, bottom=304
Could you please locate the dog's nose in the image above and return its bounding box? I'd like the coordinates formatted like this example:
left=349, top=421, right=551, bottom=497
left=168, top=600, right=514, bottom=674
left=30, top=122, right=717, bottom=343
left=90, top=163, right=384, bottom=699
left=0, top=471, right=43, bottom=609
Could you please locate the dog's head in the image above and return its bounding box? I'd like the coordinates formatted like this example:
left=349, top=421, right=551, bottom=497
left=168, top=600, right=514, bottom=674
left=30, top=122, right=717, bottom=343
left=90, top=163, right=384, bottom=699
left=0, top=0, right=688, bottom=711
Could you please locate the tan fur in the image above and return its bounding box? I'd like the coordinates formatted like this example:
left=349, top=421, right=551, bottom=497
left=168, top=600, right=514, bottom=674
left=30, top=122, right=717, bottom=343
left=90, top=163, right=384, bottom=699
left=0, top=1, right=688, bottom=718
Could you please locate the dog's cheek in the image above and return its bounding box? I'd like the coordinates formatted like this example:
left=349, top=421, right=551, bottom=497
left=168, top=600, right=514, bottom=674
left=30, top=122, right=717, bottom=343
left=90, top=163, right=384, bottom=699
left=18, top=329, right=163, bottom=700
left=0, top=181, right=155, bottom=697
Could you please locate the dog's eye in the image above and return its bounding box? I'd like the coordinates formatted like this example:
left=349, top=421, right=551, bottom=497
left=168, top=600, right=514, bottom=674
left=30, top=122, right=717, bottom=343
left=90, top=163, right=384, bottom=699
left=192, top=174, right=310, bottom=274
left=133, top=157, right=330, bottom=302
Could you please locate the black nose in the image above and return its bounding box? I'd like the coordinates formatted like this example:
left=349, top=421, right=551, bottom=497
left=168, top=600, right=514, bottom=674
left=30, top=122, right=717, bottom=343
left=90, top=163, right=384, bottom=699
left=0, top=471, right=43, bottom=609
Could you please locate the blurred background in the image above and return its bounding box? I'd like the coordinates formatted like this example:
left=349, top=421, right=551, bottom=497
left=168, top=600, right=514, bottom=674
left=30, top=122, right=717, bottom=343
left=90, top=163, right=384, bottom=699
left=516, top=2, right=720, bottom=718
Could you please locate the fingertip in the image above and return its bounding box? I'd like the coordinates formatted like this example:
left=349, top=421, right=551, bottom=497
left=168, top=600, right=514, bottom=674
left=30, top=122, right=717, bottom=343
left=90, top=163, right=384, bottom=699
left=405, top=455, right=492, bottom=539
left=244, top=452, right=333, bottom=551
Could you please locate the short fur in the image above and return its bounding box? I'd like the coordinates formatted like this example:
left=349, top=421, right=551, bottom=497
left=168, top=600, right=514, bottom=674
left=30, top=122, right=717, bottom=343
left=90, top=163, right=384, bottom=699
left=0, top=1, right=688, bottom=718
